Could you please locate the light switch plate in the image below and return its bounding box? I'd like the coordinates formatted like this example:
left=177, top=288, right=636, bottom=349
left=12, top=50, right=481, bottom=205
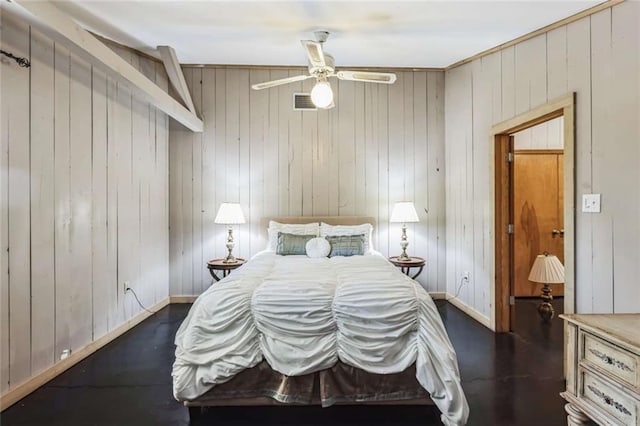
left=582, top=194, right=601, bottom=213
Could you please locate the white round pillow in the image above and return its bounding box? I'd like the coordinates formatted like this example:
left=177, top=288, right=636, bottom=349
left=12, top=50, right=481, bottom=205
left=305, top=237, right=331, bottom=258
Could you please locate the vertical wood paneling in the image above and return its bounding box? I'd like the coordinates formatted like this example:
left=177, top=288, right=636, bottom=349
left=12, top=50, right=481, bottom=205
left=53, top=42, right=72, bottom=362
left=338, top=78, right=356, bottom=216
left=238, top=70, right=251, bottom=260
left=29, top=29, right=55, bottom=374
left=387, top=73, right=405, bottom=258
left=301, top=77, right=316, bottom=217
left=376, top=85, right=390, bottom=257
left=445, top=2, right=639, bottom=319
left=2, top=14, right=31, bottom=389
left=91, top=67, right=109, bottom=340
left=364, top=83, right=379, bottom=250
left=106, top=75, right=120, bottom=330
left=413, top=72, right=428, bottom=290
left=514, top=35, right=547, bottom=114
left=428, top=73, right=446, bottom=293
left=567, top=16, right=593, bottom=313
left=353, top=82, right=366, bottom=216
left=69, top=54, right=93, bottom=350
left=214, top=69, right=228, bottom=258
left=189, top=68, right=204, bottom=294
left=249, top=70, right=267, bottom=252
left=201, top=68, right=217, bottom=263
left=169, top=68, right=445, bottom=296
left=0, top=17, right=12, bottom=393
left=287, top=71, right=303, bottom=217
left=589, top=8, right=614, bottom=313
left=546, top=27, right=568, bottom=100
left=608, top=1, right=639, bottom=313
left=1, top=13, right=170, bottom=395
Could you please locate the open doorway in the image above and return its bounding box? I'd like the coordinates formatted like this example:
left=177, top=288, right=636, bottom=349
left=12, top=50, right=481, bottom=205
left=492, top=93, right=575, bottom=334
left=511, top=117, right=565, bottom=340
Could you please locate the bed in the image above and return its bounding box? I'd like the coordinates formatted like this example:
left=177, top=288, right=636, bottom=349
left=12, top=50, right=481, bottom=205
left=172, top=217, right=468, bottom=425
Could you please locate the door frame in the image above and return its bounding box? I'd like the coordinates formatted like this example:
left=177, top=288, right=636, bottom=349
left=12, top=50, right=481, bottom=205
left=492, top=93, right=575, bottom=332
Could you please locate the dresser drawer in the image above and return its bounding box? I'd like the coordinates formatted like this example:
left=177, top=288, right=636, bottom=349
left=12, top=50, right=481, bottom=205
left=579, top=367, right=639, bottom=426
left=582, top=331, right=639, bottom=388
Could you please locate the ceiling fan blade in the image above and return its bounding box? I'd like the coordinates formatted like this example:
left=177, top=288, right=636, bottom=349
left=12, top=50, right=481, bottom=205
left=251, top=74, right=312, bottom=90
left=301, top=40, right=326, bottom=68
left=336, top=71, right=397, bottom=84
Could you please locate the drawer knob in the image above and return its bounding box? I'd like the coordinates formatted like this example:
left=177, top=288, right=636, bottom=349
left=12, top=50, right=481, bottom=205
left=587, top=384, right=632, bottom=416
left=589, top=348, right=634, bottom=373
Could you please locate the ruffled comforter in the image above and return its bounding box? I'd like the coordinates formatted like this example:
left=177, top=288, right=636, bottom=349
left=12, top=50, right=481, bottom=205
left=172, top=252, right=469, bottom=425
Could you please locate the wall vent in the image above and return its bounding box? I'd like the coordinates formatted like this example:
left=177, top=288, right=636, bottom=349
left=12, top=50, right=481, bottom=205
left=293, top=93, right=317, bottom=111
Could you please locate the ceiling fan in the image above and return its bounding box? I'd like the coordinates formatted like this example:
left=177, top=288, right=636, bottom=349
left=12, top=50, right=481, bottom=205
left=251, top=31, right=397, bottom=109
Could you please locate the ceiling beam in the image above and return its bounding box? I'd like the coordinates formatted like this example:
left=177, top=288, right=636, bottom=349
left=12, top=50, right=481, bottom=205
left=11, top=0, right=203, bottom=132
left=157, top=45, right=197, bottom=115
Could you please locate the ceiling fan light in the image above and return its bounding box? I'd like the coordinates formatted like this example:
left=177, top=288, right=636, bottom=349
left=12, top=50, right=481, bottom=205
left=310, top=80, right=333, bottom=108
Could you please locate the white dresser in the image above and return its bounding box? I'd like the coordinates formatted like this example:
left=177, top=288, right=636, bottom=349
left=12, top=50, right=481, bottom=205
left=561, top=314, right=640, bottom=426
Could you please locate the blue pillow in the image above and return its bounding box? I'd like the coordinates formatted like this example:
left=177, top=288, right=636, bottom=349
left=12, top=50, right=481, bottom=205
left=276, top=232, right=316, bottom=255
left=326, top=234, right=365, bottom=257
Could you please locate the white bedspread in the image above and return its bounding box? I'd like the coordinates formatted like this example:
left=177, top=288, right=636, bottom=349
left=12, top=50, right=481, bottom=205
left=172, top=252, right=469, bottom=425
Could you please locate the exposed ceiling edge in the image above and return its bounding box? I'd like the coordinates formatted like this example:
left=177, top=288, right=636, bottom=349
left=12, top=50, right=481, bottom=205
left=445, top=0, right=624, bottom=71
left=9, top=0, right=203, bottom=132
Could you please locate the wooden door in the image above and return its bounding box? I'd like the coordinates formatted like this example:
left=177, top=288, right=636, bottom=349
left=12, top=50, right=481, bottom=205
left=513, top=151, right=564, bottom=297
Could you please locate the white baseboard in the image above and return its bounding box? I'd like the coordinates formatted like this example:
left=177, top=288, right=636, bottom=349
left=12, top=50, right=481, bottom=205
left=428, top=292, right=447, bottom=300
left=444, top=295, right=492, bottom=330
left=0, top=297, right=170, bottom=411
left=169, top=295, right=198, bottom=303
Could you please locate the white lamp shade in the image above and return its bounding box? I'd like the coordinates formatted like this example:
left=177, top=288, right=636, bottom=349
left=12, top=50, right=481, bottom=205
left=214, top=203, right=245, bottom=225
left=390, top=201, right=420, bottom=223
left=528, top=254, right=564, bottom=284
left=310, top=80, right=333, bottom=109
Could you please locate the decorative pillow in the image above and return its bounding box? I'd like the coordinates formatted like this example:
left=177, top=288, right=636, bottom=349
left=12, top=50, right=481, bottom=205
left=267, top=221, right=319, bottom=251
left=326, top=234, right=366, bottom=257
left=276, top=232, right=316, bottom=256
left=320, top=223, right=374, bottom=254
left=305, top=237, right=331, bottom=258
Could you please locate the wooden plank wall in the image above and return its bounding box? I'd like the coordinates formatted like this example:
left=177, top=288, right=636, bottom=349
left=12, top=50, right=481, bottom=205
left=169, top=69, right=446, bottom=296
left=513, top=116, right=564, bottom=150
left=0, top=12, right=170, bottom=394
left=444, top=1, right=639, bottom=318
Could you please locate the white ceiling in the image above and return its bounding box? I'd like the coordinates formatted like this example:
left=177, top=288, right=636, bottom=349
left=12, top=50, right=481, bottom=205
left=52, top=0, right=601, bottom=68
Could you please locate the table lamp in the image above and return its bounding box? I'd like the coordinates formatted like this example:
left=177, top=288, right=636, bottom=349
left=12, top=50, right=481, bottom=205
left=214, top=203, right=245, bottom=263
left=528, top=253, right=564, bottom=321
left=390, top=201, right=420, bottom=261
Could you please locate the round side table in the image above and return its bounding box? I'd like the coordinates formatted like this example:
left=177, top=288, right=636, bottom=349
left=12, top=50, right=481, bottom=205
left=388, top=256, right=425, bottom=279
left=206, top=258, right=246, bottom=282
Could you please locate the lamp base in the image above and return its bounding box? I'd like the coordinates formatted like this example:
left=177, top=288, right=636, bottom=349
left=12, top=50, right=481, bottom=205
left=223, top=226, right=237, bottom=264
left=398, top=223, right=410, bottom=261
left=537, top=283, right=555, bottom=322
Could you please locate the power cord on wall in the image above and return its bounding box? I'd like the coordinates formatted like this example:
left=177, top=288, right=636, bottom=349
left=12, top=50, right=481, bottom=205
left=125, top=286, right=157, bottom=314
left=435, top=276, right=468, bottom=308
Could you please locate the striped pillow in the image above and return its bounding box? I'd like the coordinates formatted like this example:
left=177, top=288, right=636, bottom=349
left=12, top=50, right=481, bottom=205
left=326, top=234, right=366, bottom=257
left=276, top=232, right=316, bottom=256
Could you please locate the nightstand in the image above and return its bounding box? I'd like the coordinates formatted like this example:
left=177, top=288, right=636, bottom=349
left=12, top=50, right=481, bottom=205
left=388, top=256, right=425, bottom=279
left=206, top=258, right=246, bottom=282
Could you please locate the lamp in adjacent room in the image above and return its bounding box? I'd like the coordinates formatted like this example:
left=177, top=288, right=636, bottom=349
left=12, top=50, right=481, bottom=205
left=528, top=253, right=565, bottom=322
left=214, top=202, right=245, bottom=263
left=390, top=201, right=420, bottom=261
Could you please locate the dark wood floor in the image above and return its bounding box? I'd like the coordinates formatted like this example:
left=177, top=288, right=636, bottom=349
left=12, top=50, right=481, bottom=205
left=1, top=298, right=566, bottom=425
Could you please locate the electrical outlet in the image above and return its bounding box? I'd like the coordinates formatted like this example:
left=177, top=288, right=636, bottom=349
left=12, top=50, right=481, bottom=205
left=60, top=349, right=71, bottom=360
left=123, top=280, right=130, bottom=294
left=462, top=271, right=470, bottom=282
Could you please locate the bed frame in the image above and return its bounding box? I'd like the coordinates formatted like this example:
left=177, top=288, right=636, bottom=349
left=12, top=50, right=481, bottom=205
left=184, top=216, right=434, bottom=420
